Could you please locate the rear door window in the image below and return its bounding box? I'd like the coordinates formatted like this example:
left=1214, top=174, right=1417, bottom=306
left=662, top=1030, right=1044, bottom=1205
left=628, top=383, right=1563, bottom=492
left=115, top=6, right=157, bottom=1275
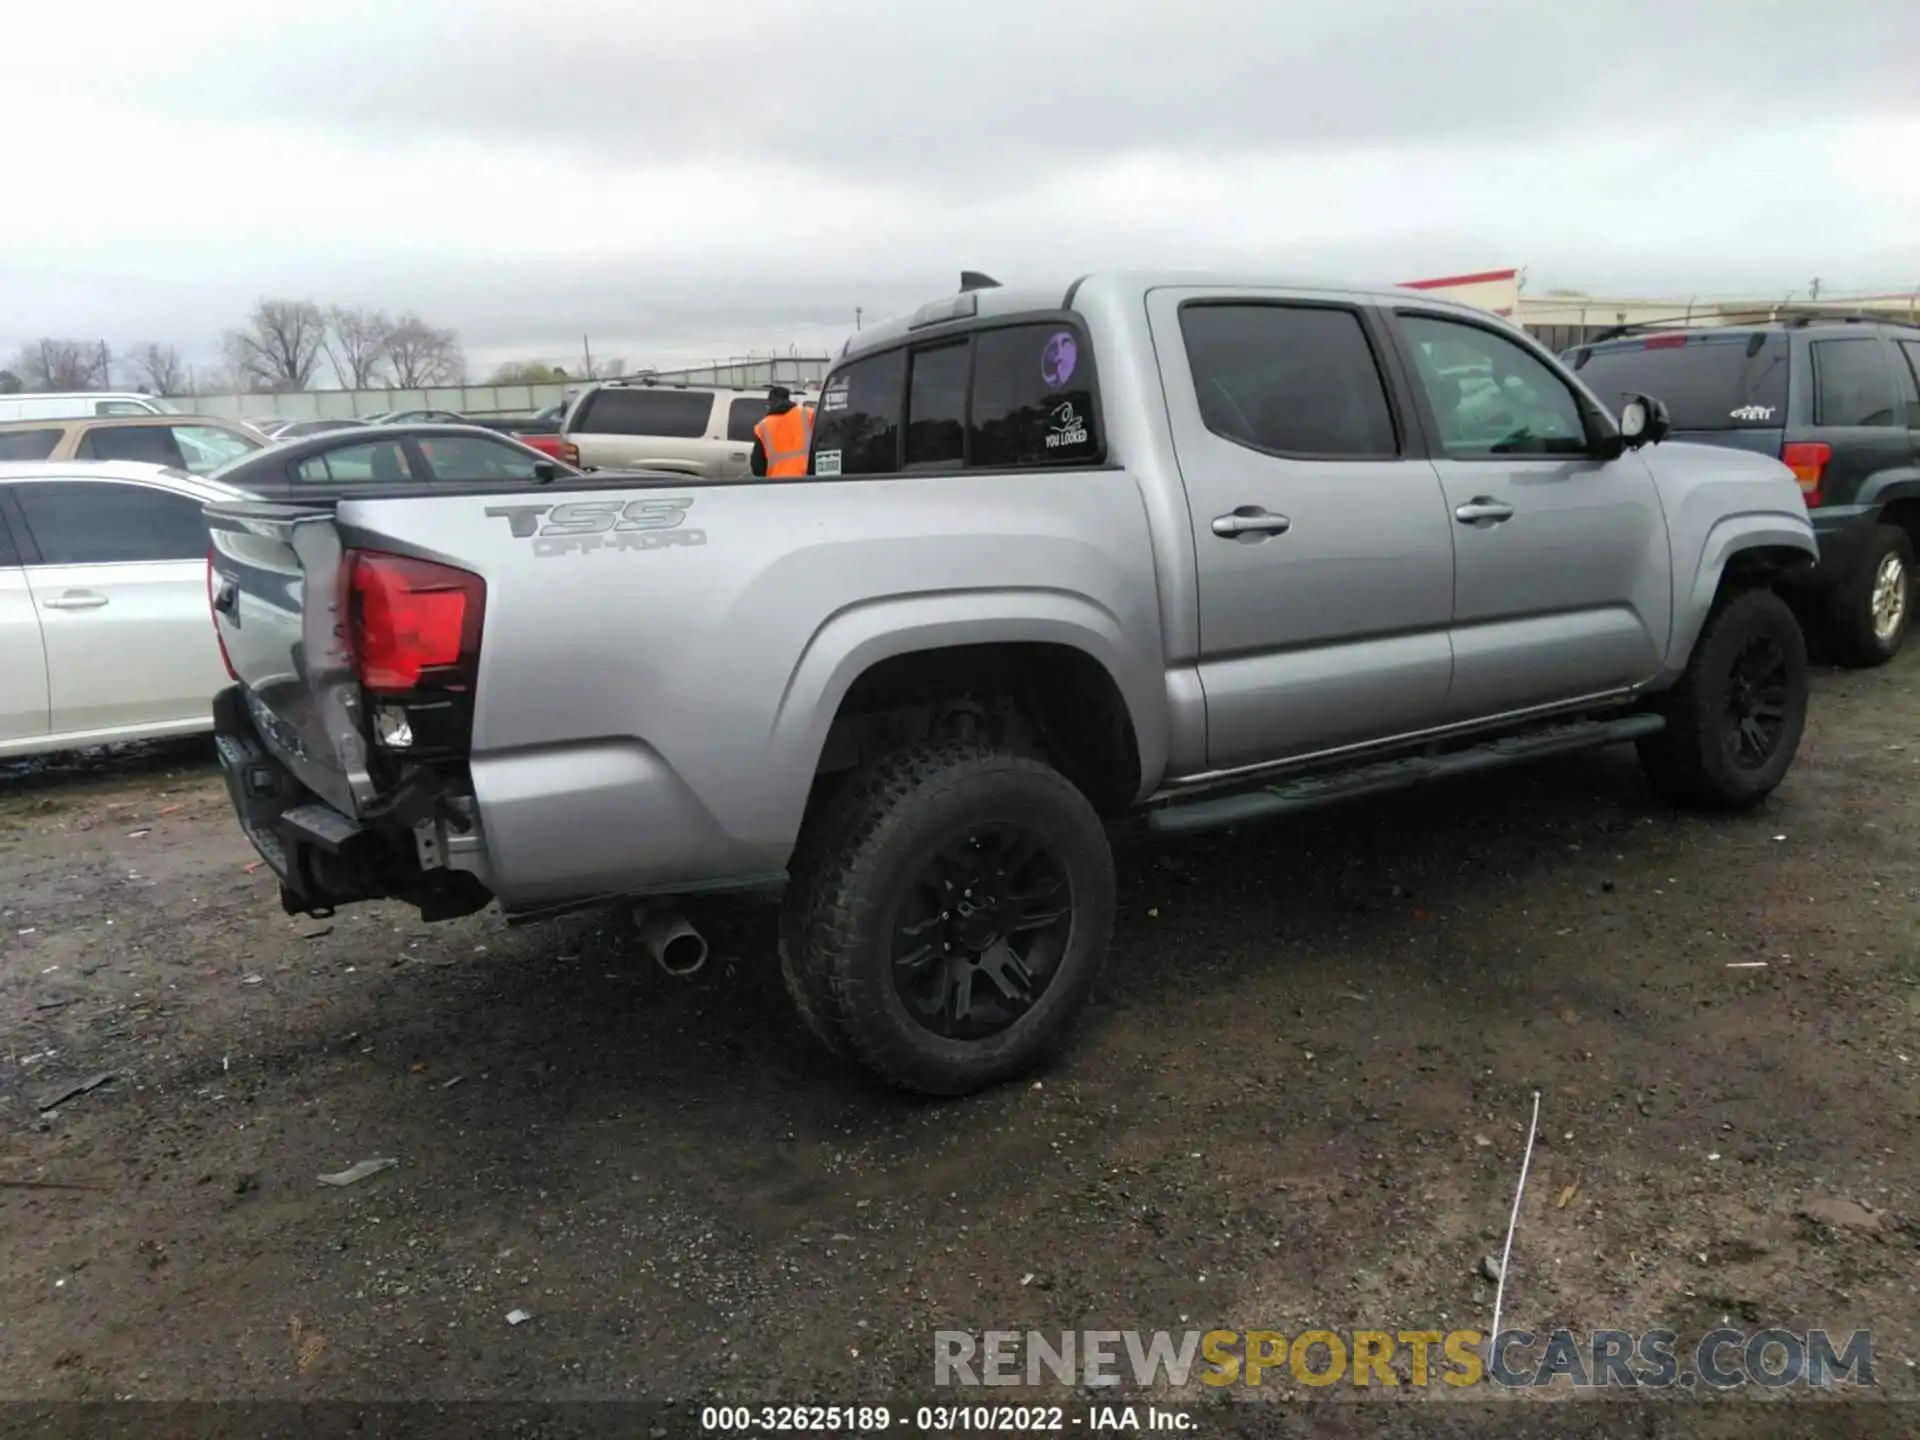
left=414, top=435, right=546, bottom=482
left=0, top=501, right=18, bottom=565
left=0, top=429, right=62, bottom=461
left=813, top=349, right=905, bottom=476
left=75, top=424, right=189, bottom=469
left=1181, top=304, right=1398, bottom=457
left=968, top=323, right=1101, bottom=467
left=294, top=439, right=415, bottom=485
left=573, top=388, right=714, bottom=438
left=1813, top=340, right=1898, bottom=427
left=727, top=396, right=768, bottom=442
left=14, top=481, right=209, bottom=564
left=1566, top=333, right=1790, bottom=430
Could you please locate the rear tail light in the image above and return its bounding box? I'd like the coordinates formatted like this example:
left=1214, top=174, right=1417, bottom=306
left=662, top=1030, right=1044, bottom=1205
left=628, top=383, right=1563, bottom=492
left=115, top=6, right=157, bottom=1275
left=1643, top=334, right=1688, bottom=349
left=347, top=551, right=485, bottom=694
left=558, top=441, right=580, bottom=467
left=207, top=550, right=239, bottom=682
left=1782, top=442, right=1830, bottom=508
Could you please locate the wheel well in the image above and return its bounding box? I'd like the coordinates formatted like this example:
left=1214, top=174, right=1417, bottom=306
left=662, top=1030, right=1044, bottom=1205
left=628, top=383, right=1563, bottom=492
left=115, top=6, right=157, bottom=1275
left=1719, top=544, right=1815, bottom=599
left=810, top=643, right=1141, bottom=816
left=1879, top=498, right=1920, bottom=554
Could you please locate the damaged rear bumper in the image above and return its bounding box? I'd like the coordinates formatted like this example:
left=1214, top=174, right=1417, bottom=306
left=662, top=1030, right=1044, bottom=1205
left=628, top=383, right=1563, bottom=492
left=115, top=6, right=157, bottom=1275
left=212, top=685, right=493, bottom=922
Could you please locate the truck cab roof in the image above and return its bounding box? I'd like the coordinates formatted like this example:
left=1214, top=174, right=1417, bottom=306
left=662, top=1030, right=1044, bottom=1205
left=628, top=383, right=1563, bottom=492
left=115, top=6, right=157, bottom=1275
left=838, top=271, right=1511, bottom=363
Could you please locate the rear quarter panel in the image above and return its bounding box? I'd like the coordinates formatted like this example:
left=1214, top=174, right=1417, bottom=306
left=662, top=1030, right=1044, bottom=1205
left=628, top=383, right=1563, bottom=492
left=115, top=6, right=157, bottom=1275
left=335, top=471, right=1165, bottom=906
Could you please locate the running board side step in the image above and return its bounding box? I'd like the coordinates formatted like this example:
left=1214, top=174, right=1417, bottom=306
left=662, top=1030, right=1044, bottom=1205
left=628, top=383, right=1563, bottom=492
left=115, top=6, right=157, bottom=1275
left=1147, top=713, right=1666, bottom=837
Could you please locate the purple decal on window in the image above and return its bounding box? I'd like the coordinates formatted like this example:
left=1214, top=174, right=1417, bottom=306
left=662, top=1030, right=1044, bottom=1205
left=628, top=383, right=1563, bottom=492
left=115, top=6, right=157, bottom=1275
left=1041, top=332, right=1078, bottom=389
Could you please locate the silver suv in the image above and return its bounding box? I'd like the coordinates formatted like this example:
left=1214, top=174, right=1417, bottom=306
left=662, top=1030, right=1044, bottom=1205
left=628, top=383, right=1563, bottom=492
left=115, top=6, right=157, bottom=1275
left=562, top=380, right=813, bottom=478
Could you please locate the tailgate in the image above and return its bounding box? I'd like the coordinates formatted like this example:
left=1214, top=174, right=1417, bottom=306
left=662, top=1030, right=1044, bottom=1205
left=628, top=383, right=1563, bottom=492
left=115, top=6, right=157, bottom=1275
left=205, top=499, right=373, bottom=818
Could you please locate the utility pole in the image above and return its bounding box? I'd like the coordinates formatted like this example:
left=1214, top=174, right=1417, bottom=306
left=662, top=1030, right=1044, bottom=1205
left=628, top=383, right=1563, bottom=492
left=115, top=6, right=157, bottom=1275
left=1808, top=277, right=1823, bottom=302
left=855, top=307, right=863, bottom=331
left=582, top=335, right=593, bottom=378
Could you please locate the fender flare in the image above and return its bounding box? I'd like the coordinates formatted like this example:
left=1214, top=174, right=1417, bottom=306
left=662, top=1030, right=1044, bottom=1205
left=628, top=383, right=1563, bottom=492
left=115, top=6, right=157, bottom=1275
left=761, top=588, right=1170, bottom=835
left=1668, top=510, right=1818, bottom=672
left=1857, top=470, right=1920, bottom=509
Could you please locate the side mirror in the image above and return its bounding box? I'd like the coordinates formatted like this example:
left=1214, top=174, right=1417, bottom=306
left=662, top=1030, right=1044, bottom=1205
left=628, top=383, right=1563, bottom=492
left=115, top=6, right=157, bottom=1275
left=1618, top=393, right=1672, bottom=450
left=532, top=460, right=558, bottom=484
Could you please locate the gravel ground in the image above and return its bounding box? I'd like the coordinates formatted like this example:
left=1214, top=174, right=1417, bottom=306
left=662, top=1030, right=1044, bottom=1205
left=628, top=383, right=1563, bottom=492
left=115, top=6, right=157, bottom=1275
left=2, top=655, right=1917, bottom=1434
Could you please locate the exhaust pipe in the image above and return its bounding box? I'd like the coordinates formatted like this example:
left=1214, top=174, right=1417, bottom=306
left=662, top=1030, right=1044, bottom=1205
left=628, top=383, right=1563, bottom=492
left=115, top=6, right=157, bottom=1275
left=636, top=910, right=708, bottom=977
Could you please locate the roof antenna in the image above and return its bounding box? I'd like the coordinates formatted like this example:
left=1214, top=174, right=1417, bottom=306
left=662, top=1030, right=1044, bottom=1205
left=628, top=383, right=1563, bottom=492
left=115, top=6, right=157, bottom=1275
left=959, top=270, right=1002, bottom=293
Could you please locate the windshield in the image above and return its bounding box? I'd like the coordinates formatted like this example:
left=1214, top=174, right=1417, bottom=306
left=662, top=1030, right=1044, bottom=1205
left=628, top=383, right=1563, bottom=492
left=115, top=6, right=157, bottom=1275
left=1567, top=332, right=1790, bottom=431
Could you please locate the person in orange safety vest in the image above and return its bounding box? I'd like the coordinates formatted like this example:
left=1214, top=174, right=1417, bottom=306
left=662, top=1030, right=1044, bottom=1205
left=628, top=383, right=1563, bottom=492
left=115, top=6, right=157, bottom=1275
left=750, top=385, right=815, bottom=478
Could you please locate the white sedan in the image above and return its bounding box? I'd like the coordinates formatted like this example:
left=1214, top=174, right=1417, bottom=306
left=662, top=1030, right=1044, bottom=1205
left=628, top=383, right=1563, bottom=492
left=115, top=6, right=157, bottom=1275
left=0, top=461, right=251, bottom=759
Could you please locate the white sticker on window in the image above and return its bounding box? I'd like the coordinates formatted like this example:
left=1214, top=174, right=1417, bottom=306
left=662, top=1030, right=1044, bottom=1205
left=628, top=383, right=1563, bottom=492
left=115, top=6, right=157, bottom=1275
left=1729, top=405, right=1776, bottom=421
left=815, top=448, right=843, bottom=476
left=822, top=388, right=850, bottom=412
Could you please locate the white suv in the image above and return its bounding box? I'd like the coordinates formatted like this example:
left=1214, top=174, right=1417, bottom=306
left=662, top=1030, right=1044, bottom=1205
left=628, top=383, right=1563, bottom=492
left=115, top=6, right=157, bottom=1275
left=561, top=381, right=815, bottom=477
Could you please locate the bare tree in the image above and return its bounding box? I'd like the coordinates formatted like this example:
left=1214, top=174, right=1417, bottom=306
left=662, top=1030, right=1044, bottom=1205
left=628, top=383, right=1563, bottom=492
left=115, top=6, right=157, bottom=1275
left=11, top=339, right=112, bottom=391
left=385, top=313, right=464, bottom=388
left=223, top=299, right=327, bottom=392
left=127, top=343, right=190, bottom=396
left=323, top=306, right=393, bottom=389
left=0, top=370, right=21, bottom=395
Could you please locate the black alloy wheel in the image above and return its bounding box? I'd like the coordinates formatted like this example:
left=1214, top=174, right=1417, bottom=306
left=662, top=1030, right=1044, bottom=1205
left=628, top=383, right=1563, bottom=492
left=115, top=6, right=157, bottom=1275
left=889, top=824, right=1073, bottom=1040
left=1722, top=633, right=1792, bottom=770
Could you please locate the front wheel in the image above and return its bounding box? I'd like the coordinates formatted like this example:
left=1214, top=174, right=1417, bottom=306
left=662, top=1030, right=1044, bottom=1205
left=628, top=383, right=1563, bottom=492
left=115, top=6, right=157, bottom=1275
left=1637, top=586, right=1809, bottom=808
left=781, top=743, right=1116, bottom=1095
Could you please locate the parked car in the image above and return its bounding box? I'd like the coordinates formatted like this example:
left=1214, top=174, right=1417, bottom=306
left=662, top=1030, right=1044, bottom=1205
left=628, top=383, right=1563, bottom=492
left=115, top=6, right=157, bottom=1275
left=0, top=415, right=261, bottom=474
left=265, top=418, right=371, bottom=440
left=561, top=380, right=807, bottom=477
left=0, top=392, right=183, bottom=422
left=1565, top=315, right=1920, bottom=665
left=1, top=461, right=251, bottom=759
left=209, top=424, right=580, bottom=499
left=365, top=409, right=468, bottom=425
left=206, top=271, right=1816, bottom=1095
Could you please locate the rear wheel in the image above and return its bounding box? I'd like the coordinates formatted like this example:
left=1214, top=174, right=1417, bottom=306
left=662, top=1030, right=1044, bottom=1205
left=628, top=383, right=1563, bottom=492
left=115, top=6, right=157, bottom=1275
left=1828, top=524, right=1913, bottom=667
left=780, top=743, right=1115, bottom=1095
left=1638, top=586, right=1808, bottom=808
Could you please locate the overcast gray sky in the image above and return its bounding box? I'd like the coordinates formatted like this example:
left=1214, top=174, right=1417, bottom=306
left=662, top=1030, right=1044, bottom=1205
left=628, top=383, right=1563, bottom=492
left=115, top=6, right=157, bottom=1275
left=3, top=0, right=1916, bottom=382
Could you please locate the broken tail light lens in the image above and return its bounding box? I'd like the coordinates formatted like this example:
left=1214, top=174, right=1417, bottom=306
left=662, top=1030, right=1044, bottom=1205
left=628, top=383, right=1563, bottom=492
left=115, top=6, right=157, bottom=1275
left=347, top=551, right=485, bottom=694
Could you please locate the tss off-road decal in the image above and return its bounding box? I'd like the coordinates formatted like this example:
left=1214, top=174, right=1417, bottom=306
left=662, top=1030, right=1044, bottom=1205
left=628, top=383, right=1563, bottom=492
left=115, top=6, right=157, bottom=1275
left=484, top=498, right=706, bottom=557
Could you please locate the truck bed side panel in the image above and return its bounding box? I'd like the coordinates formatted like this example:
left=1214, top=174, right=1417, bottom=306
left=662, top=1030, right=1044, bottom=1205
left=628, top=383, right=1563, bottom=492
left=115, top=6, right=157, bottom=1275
left=330, top=470, right=1164, bottom=906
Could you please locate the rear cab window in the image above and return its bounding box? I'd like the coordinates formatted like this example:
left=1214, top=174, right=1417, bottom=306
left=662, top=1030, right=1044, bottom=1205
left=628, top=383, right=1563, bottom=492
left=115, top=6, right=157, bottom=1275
left=572, top=388, right=714, bottom=438
left=0, top=429, right=62, bottom=461
left=812, top=320, right=1101, bottom=476
left=1566, top=332, right=1791, bottom=431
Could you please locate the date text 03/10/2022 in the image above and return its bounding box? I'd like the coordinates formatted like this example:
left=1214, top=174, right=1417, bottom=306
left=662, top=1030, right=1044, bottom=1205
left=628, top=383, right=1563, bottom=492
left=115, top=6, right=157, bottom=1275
left=698, top=1404, right=1196, bottom=1432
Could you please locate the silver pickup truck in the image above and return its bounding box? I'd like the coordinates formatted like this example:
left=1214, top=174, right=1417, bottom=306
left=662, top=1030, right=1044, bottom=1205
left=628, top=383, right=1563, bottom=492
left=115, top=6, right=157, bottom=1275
left=207, top=271, right=1818, bottom=1095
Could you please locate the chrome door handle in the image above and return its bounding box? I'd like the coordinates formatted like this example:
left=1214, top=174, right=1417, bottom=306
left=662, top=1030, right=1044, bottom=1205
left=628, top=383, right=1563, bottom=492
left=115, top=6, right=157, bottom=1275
left=1454, top=497, right=1515, bottom=525
left=42, top=591, right=108, bottom=611
left=1212, top=508, right=1292, bottom=539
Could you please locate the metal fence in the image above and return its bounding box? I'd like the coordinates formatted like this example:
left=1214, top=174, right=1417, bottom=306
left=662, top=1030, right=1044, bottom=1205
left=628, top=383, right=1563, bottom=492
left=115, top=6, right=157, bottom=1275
left=174, top=355, right=836, bottom=421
